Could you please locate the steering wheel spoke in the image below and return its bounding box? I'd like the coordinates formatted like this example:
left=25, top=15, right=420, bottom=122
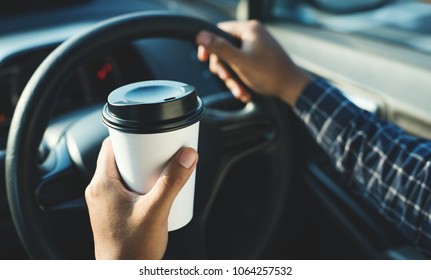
left=186, top=95, right=284, bottom=259
left=37, top=137, right=86, bottom=212
left=204, top=95, right=278, bottom=162
left=220, top=113, right=277, bottom=161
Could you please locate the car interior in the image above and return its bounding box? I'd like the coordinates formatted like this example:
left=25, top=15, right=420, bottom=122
left=0, top=0, right=430, bottom=260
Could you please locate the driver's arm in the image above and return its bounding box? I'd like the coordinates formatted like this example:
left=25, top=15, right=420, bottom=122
left=296, top=78, right=431, bottom=256
left=196, top=20, right=431, bottom=256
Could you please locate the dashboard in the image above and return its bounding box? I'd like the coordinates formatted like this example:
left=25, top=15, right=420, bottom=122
left=0, top=42, right=154, bottom=149
left=0, top=36, right=228, bottom=152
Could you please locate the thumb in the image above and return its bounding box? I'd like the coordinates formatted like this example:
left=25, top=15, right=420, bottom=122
left=147, top=147, right=198, bottom=209
left=196, top=31, right=243, bottom=66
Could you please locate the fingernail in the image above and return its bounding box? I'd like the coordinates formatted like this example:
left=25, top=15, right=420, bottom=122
left=178, top=149, right=197, bottom=169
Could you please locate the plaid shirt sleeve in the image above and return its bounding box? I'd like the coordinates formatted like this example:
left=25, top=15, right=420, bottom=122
left=293, top=78, right=431, bottom=255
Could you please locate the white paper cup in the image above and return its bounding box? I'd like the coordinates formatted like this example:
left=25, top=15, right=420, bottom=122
left=102, top=80, right=205, bottom=231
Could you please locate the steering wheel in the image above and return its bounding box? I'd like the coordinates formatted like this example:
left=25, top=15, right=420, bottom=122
left=5, top=12, right=293, bottom=259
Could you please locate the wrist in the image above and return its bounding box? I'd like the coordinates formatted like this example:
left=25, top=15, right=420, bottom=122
left=279, top=70, right=311, bottom=107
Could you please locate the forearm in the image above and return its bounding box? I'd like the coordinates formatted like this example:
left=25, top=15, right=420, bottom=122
left=294, top=78, right=431, bottom=255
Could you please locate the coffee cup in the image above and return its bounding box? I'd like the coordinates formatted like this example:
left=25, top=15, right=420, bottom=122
left=101, top=80, right=205, bottom=231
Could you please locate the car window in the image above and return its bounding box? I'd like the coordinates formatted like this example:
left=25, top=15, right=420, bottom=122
left=272, top=0, right=431, bottom=55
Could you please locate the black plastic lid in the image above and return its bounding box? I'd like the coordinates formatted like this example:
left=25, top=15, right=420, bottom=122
left=102, top=80, right=205, bottom=133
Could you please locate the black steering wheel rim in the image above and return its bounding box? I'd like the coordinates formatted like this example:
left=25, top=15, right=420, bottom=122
left=6, top=11, right=292, bottom=259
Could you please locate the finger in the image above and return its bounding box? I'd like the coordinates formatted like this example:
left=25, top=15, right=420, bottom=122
left=208, top=55, right=251, bottom=103
left=197, top=45, right=210, bottom=62
left=148, top=147, right=198, bottom=208
left=197, top=29, right=253, bottom=103
left=208, top=53, right=231, bottom=79
left=195, top=31, right=243, bottom=67
left=208, top=54, right=230, bottom=81
left=217, top=21, right=250, bottom=38
left=86, top=137, right=124, bottom=202
left=225, top=78, right=251, bottom=103
left=216, top=63, right=230, bottom=80
left=208, top=53, right=221, bottom=75
left=92, top=137, right=120, bottom=182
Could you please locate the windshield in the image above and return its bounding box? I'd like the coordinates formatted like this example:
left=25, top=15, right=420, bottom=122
left=273, top=0, right=431, bottom=54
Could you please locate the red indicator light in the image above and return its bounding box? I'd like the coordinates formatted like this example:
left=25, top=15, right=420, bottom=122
left=0, top=114, right=7, bottom=124
left=97, top=63, right=113, bottom=80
